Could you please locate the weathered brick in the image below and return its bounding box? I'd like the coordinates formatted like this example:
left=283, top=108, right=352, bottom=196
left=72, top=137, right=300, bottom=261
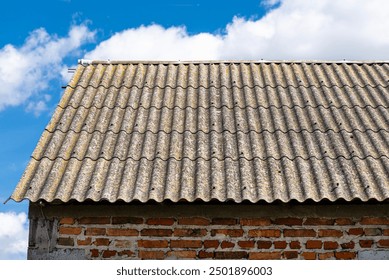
left=319, top=252, right=334, bottom=260
left=59, top=217, right=74, bottom=225
left=174, top=228, right=207, bottom=237
left=77, top=237, right=92, bottom=246
left=78, top=217, right=110, bottom=224
left=335, top=218, right=354, bottom=225
left=59, top=226, right=82, bottom=235
left=274, top=218, right=303, bottom=226
left=138, top=240, right=168, bottom=248
left=57, top=237, right=74, bottom=246
left=212, top=218, right=237, bottom=225
left=274, top=241, right=287, bottom=249
left=335, top=252, right=356, bottom=260
left=249, top=252, right=281, bottom=260
left=114, top=240, right=134, bottom=248
left=90, top=249, right=99, bottom=258
left=257, top=241, right=272, bottom=249
left=302, top=252, right=316, bottom=260
left=112, top=217, right=143, bottom=224
left=360, top=217, right=389, bottom=225
left=94, top=238, right=110, bottom=246
left=203, top=240, right=219, bottom=248
left=289, top=241, right=301, bottom=249
left=323, top=241, right=338, bottom=250
left=283, top=251, right=298, bottom=259
left=139, top=250, right=164, bottom=259
left=211, top=229, right=244, bottom=237
left=238, top=241, right=255, bottom=248
left=170, top=240, right=202, bottom=248
left=378, top=239, right=389, bottom=247
left=102, top=250, right=117, bottom=258
left=304, top=218, right=334, bottom=225
left=215, top=251, right=248, bottom=259
left=384, top=229, right=389, bottom=236
left=306, top=240, right=322, bottom=249
left=140, top=229, right=172, bottom=236
left=364, top=228, right=382, bottom=236
left=85, top=227, right=106, bottom=236
left=117, top=250, right=134, bottom=257
left=359, top=240, right=373, bottom=248
left=146, top=218, right=175, bottom=226
left=178, top=217, right=210, bottom=225
left=318, top=229, right=343, bottom=237
left=347, top=228, right=363, bottom=235
left=340, top=241, right=355, bottom=249
left=240, top=218, right=271, bottom=226
left=198, top=251, right=214, bottom=258
left=284, top=229, right=316, bottom=237
left=107, top=228, right=138, bottom=236
left=221, top=241, right=235, bottom=249
left=248, top=229, right=281, bottom=238
left=167, top=250, right=196, bottom=259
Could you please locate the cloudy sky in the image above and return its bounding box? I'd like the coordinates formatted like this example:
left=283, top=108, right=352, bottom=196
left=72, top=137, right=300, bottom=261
left=1, top=0, right=389, bottom=259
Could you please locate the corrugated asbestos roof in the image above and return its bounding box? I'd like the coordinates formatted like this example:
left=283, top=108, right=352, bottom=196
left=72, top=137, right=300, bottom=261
left=10, top=61, right=389, bottom=203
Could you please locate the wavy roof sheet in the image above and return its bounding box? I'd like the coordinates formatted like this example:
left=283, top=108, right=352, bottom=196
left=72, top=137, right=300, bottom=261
left=10, top=61, right=389, bottom=203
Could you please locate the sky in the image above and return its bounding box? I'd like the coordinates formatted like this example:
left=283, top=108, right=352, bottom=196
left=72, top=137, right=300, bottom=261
left=0, top=0, right=389, bottom=260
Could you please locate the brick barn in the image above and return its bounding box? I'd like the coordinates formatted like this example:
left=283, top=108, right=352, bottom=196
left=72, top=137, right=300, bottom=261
left=10, top=60, right=389, bottom=260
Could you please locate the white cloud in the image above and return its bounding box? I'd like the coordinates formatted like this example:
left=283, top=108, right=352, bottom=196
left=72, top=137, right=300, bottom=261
left=0, top=25, right=95, bottom=113
left=0, top=212, right=29, bottom=260
left=85, top=0, right=389, bottom=61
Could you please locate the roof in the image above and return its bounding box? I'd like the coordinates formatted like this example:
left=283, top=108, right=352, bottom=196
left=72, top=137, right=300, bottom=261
left=10, top=61, right=389, bottom=203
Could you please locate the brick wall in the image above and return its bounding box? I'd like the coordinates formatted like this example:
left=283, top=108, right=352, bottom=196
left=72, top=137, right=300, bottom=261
left=54, top=215, right=389, bottom=260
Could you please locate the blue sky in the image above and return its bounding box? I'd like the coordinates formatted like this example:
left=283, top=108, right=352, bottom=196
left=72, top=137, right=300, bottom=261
left=1, top=0, right=389, bottom=259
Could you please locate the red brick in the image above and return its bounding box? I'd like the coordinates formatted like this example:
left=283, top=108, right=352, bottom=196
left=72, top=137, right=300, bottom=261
left=138, top=240, right=168, bottom=248
left=384, top=229, right=389, bottom=236
left=85, top=227, right=106, bottom=236
left=102, top=250, right=117, bottom=258
left=94, top=238, right=110, bottom=246
left=90, top=249, right=99, bottom=258
left=248, top=229, right=281, bottom=238
left=302, top=252, right=316, bottom=260
left=221, top=241, right=235, bottom=249
left=211, top=229, right=244, bottom=237
left=319, top=252, right=334, bottom=260
left=59, top=226, right=82, bottom=235
left=304, top=218, right=334, bottom=225
left=274, top=218, right=303, bottom=226
left=324, top=241, right=338, bottom=250
left=249, top=252, right=281, bottom=260
left=167, top=250, right=196, bottom=259
left=306, top=240, right=322, bottom=249
left=360, top=217, right=389, bottom=225
left=78, top=217, right=110, bottom=224
left=359, top=240, right=373, bottom=248
left=341, top=241, right=355, bottom=249
left=284, top=229, right=316, bottom=237
left=274, top=241, right=287, bottom=249
left=178, top=217, right=210, bottom=225
left=364, top=228, right=382, bottom=236
left=140, top=229, right=172, bottom=236
left=212, top=218, right=237, bottom=225
left=107, top=228, right=138, bottom=236
left=118, top=250, right=134, bottom=257
left=347, top=228, right=363, bottom=235
left=57, top=237, right=74, bottom=246
left=174, top=228, right=207, bottom=237
left=77, top=237, right=92, bottom=246
left=215, top=251, right=248, bottom=259
left=203, top=240, right=219, bottom=248
left=289, top=241, right=301, bottom=249
left=112, top=217, right=143, bottom=224
left=139, top=250, right=164, bottom=259
left=240, top=218, right=271, bottom=226
left=257, top=241, right=272, bottom=249
left=114, top=240, right=133, bottom=248
left=146, top=218, right=175, bottom=226
left=238, top=241, right=255, bottom=248
left=198, top=251, right=214, bottom=258
left=170, top=240, right=202, bottom=248
left=335, top=252, right=356, bottom=260
left=283, top=251, right=298, bottom=259
left=378, top=239, right=389, bottom=247
left=59, top=217, right=74, bottom=225
left=335, top=218, right=354, bottom=225
left=318, top=229, right=343, bottom=237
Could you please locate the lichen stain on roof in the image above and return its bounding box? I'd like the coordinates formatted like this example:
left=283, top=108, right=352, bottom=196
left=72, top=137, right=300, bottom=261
left=10, top=61, right=389, bottom=203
